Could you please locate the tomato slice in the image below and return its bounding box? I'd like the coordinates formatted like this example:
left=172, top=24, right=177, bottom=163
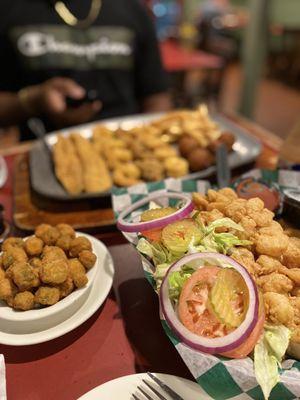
left=220, top=311, right=265, bottom=359
left=178, top=265, right=264, bottom=355
left=178, top=266, right=231, bottom=338
left=141, top=228, right=162, bottom=242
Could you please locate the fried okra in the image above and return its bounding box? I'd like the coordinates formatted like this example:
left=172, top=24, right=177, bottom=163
left=0, top=278, right=17, bottom=302
left=68, top=259, right=88, bottom=288
left=55, top=235, right=72, bottom=252
left=78, top=250, right=97, bottom=270
left=42, top=246, right=67, bottom=262
left=40, top=259, right=68, bottom=285
left=2, top=237, right=24, bottom=252
left=10, top=262, right=40, bottom=291
left=14, top=291, right=35, bottom=311
left=69, top=237, right=92, bottom=257
left=35, top=224, right=60, bottom=245
left=56, top=223, right=75, bottom=238
left=35, top=287, right=60, bottom=306
left=2, top=247, right=28, bottom=270
left=56, top=276, right=74, bottom=298
left=24, top=237, right=44, bottom=256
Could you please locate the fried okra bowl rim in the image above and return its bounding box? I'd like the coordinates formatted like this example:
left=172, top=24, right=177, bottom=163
left=0, top=232, right=99, bottom=322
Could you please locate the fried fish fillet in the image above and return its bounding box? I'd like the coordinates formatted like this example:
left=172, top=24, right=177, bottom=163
left=52, top=136, right=84, bottom=195
left=71, top=133, right=112, bottom=193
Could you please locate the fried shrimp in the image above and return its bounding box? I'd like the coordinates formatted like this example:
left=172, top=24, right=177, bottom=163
left=255, top=233, right=289, bottom=258
left=113, top=163, right=141, bottom=187
left=256, top=273, right=293, bottom=294
left=264, top=292, right=294, bottom=326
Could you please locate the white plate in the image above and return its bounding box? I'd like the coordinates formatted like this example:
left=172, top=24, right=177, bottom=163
left=78, top=373, right=211, bottom=400
left=0, top=239, right=114, bottom=346
left=0, top=233, right=99, bottom=334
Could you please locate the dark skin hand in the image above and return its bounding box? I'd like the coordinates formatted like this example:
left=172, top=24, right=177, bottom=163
left=0, top=77, right=102, bottom=128
left=0, top=77, right=172, bottom=128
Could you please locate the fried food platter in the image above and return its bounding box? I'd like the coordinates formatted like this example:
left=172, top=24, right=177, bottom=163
left=29, top=108, right=261, bottom=201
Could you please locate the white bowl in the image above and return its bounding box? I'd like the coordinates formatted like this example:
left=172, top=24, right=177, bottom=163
left=0, top=232, right=102, bottom=334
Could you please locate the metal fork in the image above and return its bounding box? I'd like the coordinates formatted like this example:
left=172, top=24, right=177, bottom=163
left=132, top=372, right=185, bottom=400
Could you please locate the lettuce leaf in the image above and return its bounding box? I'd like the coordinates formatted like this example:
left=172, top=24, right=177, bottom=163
left=254, top=324, right=290, bottom=400
left=205, top=217, right=245, bottom=233
left=168, top=265, right=195, bottom=302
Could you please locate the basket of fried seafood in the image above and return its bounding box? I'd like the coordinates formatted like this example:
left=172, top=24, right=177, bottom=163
left=112, top=173, right=300, bottom=400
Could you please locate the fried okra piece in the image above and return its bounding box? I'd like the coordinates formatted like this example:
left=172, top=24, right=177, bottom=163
left=56, top=235, right=72, bottom=252
left=13, top=291, right=35, bottom=311
left=29, top=257, right=42, bottom=270
left=42, top=246, right=67, bottom=262
left=56, top=224, right=75, bottom=238
left=35, top=224, right=60, bottom=245
left=2, top=237, right=24, bottom=252
left=0, top=267, right=5, bottom=281
left=69, top=237, right=92, bottom=257
left=56, top=276, right=74, bottom=298
left=35, top=287, right=60, bottom=306
left=40, top=259, right=68, bottom=285
left=10, top=262, right=40, bottom=291
left=68, top=259, right=88, bottom=288
left=0, top=278, right=17, bottom=303
left=2, top=247, right=28, bottom=270
left=78, top=250, right=97, bottom=270
left=24, top=237, right=44, bottom=256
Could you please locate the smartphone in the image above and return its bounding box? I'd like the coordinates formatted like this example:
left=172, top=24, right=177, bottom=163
left=66, top=90, right=101, bottom=108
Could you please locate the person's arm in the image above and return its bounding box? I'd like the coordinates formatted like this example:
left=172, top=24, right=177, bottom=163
left=0, top=78, right=102, bottom=128
left=133, top=1, right=172, bottom=113
left=142, top=92, right=171, bottom=113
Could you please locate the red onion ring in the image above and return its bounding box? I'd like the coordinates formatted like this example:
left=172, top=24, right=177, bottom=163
left=117, top=192, right=194, bottom=233
left=160, top=252, right=259, bottom=354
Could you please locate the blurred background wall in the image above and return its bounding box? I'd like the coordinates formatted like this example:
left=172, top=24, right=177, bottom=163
left=146, top=0, right=300, bottom=138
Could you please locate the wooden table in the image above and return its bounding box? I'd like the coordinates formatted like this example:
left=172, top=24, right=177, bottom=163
left=0, top=114, right=282, bottom=399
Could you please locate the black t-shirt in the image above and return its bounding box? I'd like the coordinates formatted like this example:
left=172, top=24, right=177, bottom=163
left=0, top=0, right=168, bottom=136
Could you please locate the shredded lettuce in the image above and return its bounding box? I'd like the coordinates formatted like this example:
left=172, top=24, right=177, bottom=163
left=137, top=216, right=252, bottom=287
left=254, top=324, right=290, bottom=400
left=168, top=266, right=196, bottom=302
left=205, top=218, right=245, bottom=233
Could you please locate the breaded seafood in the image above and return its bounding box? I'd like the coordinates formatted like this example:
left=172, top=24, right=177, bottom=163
left=71, top=133, right=112, bottom=193
left=53, top=136, right=84, bottom=195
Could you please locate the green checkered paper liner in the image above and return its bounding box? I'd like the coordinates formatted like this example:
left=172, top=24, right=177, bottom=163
left=112, top=172, right=300, bottom=400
